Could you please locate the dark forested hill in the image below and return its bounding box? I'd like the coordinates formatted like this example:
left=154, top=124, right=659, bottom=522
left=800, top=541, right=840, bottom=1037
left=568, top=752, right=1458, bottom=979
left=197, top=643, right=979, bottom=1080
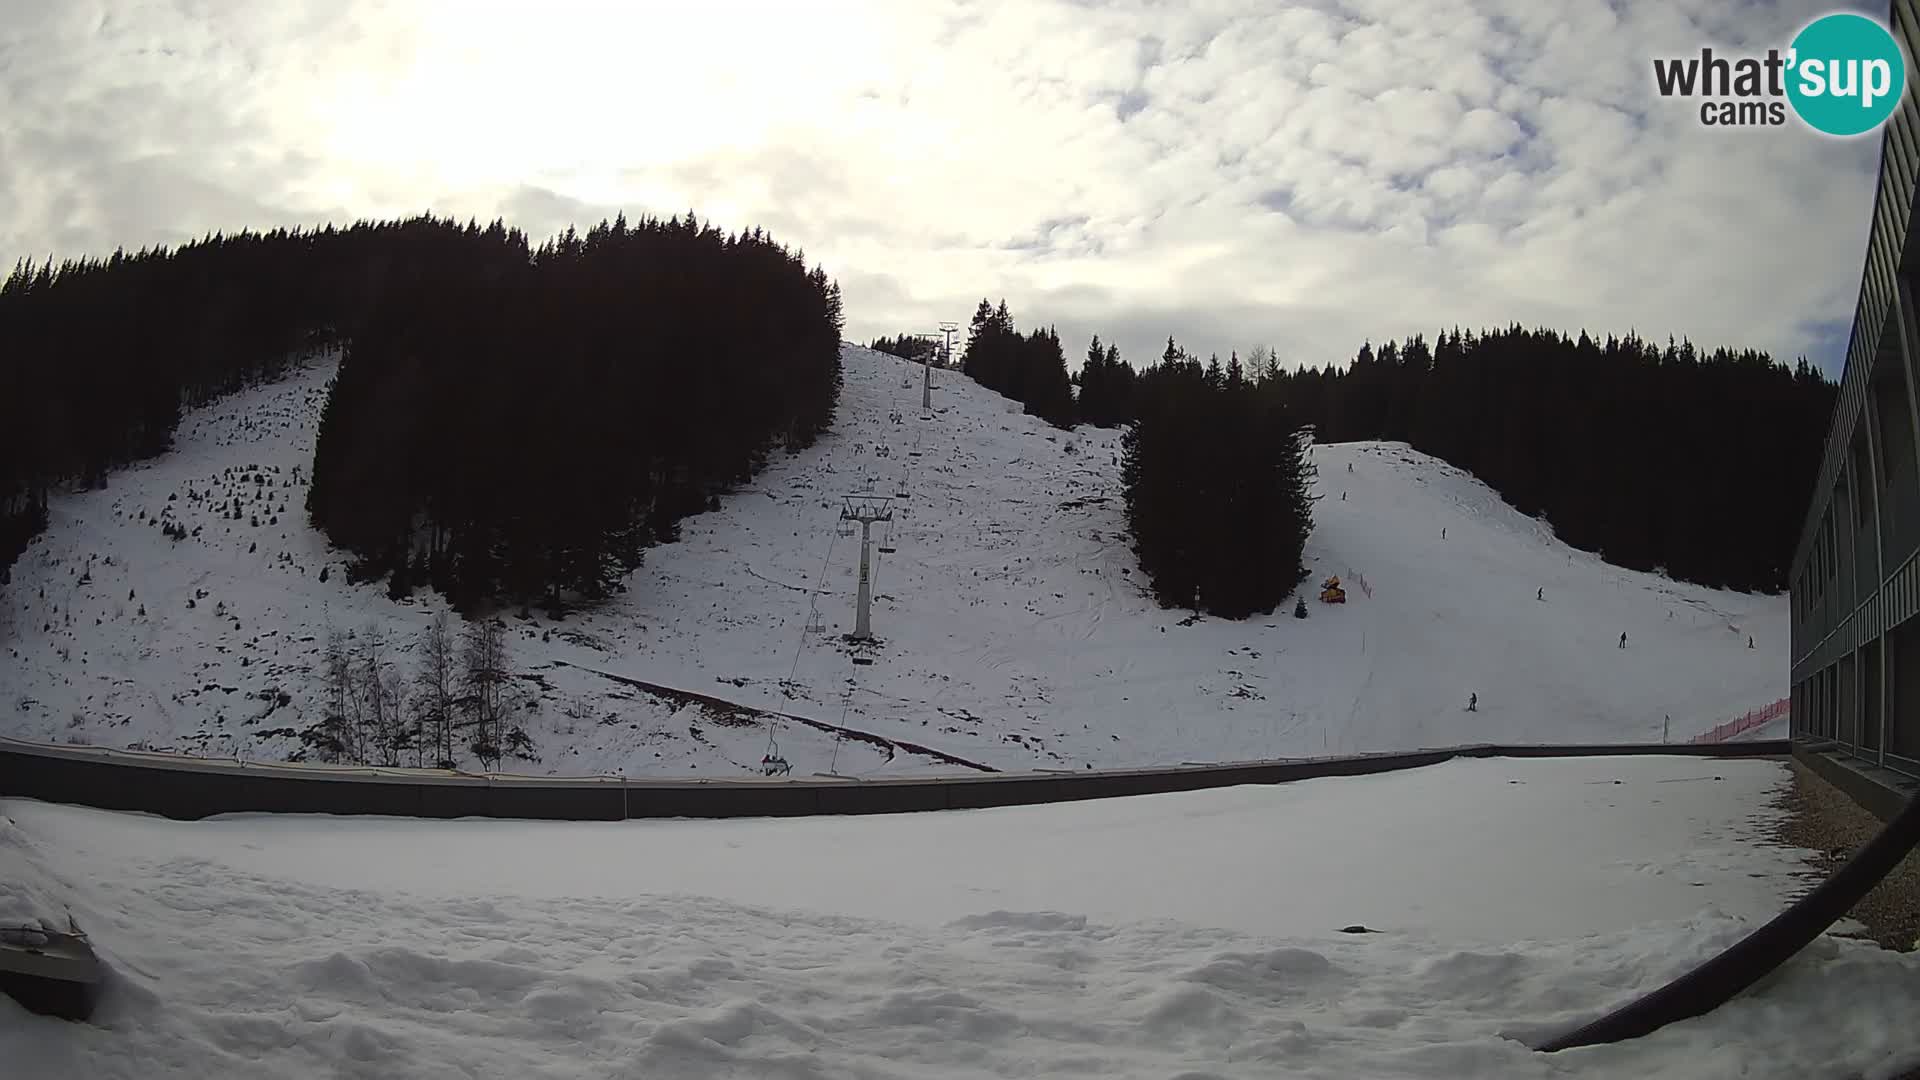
left=1266, top=326, right=1836, bottom=593
left=0, top=212, right=844, bottom=609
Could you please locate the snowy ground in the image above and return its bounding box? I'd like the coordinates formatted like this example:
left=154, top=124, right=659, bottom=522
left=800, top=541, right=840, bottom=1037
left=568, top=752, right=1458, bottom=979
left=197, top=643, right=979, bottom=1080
left=0, top=345, right=1787, bottom=777
left=5, top=755, right=1918, bottom=1079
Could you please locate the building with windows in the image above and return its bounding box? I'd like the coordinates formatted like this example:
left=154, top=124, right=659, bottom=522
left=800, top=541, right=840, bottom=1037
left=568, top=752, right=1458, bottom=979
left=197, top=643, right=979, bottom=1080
left=1790, top=0, right=1920, bottom=805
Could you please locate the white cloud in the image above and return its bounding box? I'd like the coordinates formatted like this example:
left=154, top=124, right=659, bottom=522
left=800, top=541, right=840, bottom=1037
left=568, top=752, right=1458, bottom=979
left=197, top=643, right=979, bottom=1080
left=0, top=0, right=1879, bottom=376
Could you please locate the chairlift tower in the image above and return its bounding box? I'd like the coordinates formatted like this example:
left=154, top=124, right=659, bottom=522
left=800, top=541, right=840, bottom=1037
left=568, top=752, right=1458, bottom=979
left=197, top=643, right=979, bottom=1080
left=841, top=495, right=894, bottom=642
left=933, top=321, right=959, bottom=411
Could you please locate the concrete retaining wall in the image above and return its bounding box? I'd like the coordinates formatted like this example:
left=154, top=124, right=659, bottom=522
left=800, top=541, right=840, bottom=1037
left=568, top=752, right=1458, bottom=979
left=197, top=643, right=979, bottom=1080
left=0, top=735, right=1790, bottom=822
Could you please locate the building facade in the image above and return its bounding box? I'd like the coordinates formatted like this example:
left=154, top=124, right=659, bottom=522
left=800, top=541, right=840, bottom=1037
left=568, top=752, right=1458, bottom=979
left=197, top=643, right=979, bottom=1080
left=1790, top=0, right=1920, bottom=781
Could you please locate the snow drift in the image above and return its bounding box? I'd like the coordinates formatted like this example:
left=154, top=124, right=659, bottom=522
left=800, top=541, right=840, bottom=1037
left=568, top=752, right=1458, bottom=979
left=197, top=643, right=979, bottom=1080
left=3, top=756, right=1917, bottom=1079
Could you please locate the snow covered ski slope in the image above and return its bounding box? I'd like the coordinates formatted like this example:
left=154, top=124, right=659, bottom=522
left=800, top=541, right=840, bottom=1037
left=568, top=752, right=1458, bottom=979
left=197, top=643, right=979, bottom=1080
left=0, top=345, right=1786, bottom=777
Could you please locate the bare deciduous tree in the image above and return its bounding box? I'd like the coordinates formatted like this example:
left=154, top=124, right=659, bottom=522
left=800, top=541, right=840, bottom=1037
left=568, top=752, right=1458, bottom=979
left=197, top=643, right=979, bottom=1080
left=322, top=626, right=355, bottom=762
left=360, top=623, right=400, bottom=766
left=415, top=611, right=458, bottom=768
left=460, top=617, right=509, bottom=767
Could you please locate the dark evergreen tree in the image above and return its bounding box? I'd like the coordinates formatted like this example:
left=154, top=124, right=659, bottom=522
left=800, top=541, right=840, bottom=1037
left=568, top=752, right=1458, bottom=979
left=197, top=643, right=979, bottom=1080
left=869, top=334, right=939, bottom=364
left=1020, top=326, right=1075, bottom=428
left=1076, top=334, right=1137, bottom=427
left=1121, top=338, right=1314, bottom=618
left=959, top=301, right=1073, bottom=427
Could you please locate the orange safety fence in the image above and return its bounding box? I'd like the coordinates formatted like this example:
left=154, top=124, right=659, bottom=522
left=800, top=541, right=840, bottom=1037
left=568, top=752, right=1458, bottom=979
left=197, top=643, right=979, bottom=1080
left=1688, top=696, right=1790, bottom=744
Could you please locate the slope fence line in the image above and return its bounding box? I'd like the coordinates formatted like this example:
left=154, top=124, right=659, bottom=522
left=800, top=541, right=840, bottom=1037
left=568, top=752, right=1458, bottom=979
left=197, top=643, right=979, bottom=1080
left=0, top=733, right=1785, bottom=823
left=547, top=660, right=998, bottom=773
left=1689, top=697, right=1790, bottom=744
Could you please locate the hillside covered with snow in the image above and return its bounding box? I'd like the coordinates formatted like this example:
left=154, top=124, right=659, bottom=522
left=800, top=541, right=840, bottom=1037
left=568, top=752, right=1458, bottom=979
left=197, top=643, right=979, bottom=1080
left=0, top=345, right=1786, bottom=777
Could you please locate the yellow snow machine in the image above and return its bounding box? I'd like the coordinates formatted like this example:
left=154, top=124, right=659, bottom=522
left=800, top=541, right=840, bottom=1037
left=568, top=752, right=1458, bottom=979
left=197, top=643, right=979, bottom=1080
left=1320, top=576, right=1347, bottom=604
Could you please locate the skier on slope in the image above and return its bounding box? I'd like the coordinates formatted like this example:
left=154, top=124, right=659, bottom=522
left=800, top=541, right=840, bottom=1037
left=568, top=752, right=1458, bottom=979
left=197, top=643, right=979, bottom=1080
left=1619, top=632, right=1628, bottom=649
left=1467, top=692, right=1477, bottom=712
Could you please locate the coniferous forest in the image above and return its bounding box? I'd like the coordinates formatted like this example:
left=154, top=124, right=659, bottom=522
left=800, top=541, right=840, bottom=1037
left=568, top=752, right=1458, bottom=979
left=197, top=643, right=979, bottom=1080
left=1121, top=339, right=1316, bottom=617
left=956, top=310, right=1832, bottom=608
left=309, top=214, right=843, bottom=610
left=1265, top=327, right=1834, bottom=593
left=1074, top=333, right=1139, bottom=428
left=0, top=212, right=845, bottom=609
left=868, top=333, right=951, bottom=366
left=959, top=299, right=1077, bottom=429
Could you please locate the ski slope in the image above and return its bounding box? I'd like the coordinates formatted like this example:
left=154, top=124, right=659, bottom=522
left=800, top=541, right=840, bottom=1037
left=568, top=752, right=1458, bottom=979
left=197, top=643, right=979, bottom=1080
left=6, top=756, right=1918, bottom=1079
left=0, top=345, right=1787, bottom=776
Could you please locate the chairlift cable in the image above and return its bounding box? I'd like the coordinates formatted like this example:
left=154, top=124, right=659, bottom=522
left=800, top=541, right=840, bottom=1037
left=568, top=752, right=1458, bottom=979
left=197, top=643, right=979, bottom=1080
left=768, top=483, right=847, bottom=768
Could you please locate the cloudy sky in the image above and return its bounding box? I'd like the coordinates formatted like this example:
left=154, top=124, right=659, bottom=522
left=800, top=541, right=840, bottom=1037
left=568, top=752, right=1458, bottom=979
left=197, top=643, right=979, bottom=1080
left=0, top=0, right=1889, bottom=375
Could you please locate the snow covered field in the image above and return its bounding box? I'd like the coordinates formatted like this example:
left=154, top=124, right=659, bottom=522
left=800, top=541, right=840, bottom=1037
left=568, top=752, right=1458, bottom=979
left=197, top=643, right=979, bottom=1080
left=0, top=345, right=1787, bottom=777
left=5, top=755, right=1917, bottom=1079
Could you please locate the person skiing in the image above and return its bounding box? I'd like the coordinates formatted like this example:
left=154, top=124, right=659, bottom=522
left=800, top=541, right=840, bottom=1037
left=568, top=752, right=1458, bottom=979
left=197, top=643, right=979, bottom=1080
left=1748, top=636, right=1755, bottom=649
left=1348, top=462, right=1353, bottom=473
left=1537, top=587, right=1543, bottom=601
left=1618, top=632, right=1628, bottom=649
left=1441, top=527, right=1447, bottom=540
left=1468, top=692, right=1477, bottom=712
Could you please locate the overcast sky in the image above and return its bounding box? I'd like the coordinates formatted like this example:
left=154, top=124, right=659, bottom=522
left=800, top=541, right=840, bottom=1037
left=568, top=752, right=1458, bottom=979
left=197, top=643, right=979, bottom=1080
left=0, top=0, right=1888, bottom=376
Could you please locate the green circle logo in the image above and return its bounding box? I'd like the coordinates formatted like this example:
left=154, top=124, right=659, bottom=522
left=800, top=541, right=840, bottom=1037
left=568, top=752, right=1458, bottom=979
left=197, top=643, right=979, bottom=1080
left=1786, top=13, right=1906, bottom=136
